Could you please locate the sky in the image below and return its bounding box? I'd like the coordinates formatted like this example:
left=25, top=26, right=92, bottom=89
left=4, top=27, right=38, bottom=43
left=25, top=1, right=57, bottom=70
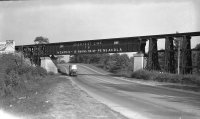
left=0, top=0, right=200, bottom=50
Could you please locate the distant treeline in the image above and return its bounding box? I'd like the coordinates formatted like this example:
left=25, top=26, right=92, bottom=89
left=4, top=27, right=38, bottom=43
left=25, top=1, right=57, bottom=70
left=69, top=53, right=134, bottom=74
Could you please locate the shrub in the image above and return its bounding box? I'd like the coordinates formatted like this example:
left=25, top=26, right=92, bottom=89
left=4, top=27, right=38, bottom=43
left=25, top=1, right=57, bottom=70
left=94, top=64, right=104, bottom=69
left=131, top=70, right=151, bottom=80
left=31, top=66, right=47, bottom=77
left=0, top=78, right=6, bottom=96
left=0, top=54, right=48, bottom=97
left=4, top=70, right=20, bottom=87
left=16, top=65, right=32, bottom=75
left=60, top=60, right=66, bottom=64
left=181, top=75, right=200, bottom=86
left=25, top=72, right=34, bottom=80
left=48, top=71, right=55, bottom=75
left=6, top=65, right=32, bottom=76
left=131, top=70, right=200, bottom=86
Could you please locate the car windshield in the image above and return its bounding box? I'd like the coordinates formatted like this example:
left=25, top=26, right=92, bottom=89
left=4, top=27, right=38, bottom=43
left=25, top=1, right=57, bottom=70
left=71, top=65, right=77, bottom=69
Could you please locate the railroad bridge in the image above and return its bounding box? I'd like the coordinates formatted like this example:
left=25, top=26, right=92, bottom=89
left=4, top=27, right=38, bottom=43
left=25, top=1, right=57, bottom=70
left=15, top=31, right=200, bottom=74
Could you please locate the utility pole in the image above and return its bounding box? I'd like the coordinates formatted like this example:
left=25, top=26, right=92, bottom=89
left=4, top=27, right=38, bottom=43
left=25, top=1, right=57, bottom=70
left=177, top=39, right=180, bottom=74
left=177, top=37, right=182, bottom=75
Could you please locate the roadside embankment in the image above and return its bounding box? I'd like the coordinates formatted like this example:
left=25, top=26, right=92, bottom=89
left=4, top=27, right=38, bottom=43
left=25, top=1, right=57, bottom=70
left=28, top=76, right=128, bottom=119
left=0, top=53, right=52, bottom=117
left=129, top=70, right=200, bottom=92
left=0, top=54, right=128, bottom=119
left=90, top=63, right=200, bottom=92
left=0, top=53, right=48, bottom=98
left=1, top=75, right=128, bottom=119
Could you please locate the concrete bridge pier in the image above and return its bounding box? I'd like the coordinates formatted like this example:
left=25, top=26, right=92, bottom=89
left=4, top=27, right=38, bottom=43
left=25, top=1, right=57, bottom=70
left=133, top=39, right=147, bottom=71
left=40, top=57, right=58, bottom=74
left=133, top=53, right=146, bottom=71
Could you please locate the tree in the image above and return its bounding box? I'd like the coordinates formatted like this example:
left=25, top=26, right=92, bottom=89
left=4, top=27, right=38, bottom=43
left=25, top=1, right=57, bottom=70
left=32, top=36, right=49, bottom=66
left=98, top=54, right=110, bottom=69
left=34, top=36, right=49, bottom=44
left=119, top=54, right=130, bottom=70
left=69, top=55, right=76, bottom=63
left=60, top=60, right=66, bottom=64
left=57, top=55, right=64, bottom=63
left=68, top=53, right=132, bottom=74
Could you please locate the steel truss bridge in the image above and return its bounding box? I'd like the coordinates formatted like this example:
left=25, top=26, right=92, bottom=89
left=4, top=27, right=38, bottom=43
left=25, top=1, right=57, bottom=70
left=15, top=31, right=200, bottom=74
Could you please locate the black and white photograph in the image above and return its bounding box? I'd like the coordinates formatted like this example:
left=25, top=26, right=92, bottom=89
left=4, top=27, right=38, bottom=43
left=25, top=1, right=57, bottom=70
left=0, top=0, right=200, bottom=119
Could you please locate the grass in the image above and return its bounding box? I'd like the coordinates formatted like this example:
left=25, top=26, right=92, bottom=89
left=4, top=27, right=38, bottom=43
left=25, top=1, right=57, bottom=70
left=0, top=53, right=58, bottom=116
left=94, top=63, right=200, bottom=91
left=92, top=63, right=200, bottom=87
left=0, top=53, right=49, bottom=97
left=0, top=75, right=60, bottom=116
left=130, top=70, right=200, bottom=86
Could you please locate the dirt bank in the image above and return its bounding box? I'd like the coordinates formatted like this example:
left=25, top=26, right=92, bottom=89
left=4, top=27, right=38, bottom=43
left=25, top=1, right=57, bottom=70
left=18, top=75, right=128, bottom=119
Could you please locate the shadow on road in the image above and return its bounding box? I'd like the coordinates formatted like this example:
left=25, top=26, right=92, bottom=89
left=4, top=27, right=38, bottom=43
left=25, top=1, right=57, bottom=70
left=58, top=72, right=68, bottom=76
left=77, top=73, right=112, bottom=77
left=59, top=71, right=126, bottom=78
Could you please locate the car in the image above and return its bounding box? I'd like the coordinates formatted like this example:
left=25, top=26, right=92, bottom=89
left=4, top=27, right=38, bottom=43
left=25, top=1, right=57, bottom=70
left=69, top=64, right=77, bottom=76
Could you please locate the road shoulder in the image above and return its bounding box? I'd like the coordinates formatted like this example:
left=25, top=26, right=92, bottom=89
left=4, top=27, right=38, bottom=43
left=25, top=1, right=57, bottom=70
left=22, top=75, right=128, bottom=119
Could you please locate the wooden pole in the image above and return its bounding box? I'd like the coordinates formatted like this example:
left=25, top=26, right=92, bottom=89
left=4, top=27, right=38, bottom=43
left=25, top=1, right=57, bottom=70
left=177, top=39, right=181, bottom=74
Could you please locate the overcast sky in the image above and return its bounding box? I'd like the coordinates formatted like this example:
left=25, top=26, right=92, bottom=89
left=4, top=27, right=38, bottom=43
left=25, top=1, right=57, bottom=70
left=0, top=0, right=200, bottom=49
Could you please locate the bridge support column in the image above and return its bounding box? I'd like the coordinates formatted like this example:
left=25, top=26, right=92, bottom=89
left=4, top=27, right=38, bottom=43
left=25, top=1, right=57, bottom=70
left=41, top=57, right=58, bottom=73
left=133, top=53, right=146, bottom=71
left=164, top=37, right=175, bottom=73
left=132, top=39, right=147, bottom=71
left=147, top=38, right=160, bottom=70
left=181, top=36, right=192, bottom=74
left=32, top=56, right=41, bottom=66
left=139, top=39, right=147, bottom=54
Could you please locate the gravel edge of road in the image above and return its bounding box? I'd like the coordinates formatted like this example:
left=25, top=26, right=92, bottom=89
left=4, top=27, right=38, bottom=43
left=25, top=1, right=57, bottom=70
left=67, top=76, right=129, bottom=119
left=26, top=75, right=129, bottom=119
left=113, top=77, right=200, bottom=96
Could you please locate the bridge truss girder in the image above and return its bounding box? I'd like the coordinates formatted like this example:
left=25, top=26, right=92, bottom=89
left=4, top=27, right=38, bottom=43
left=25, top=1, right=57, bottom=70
left=15, top=31, right=200, bottom=74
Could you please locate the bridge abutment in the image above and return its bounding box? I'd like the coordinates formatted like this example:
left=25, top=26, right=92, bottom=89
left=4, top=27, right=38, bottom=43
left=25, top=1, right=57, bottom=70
left=40, top=57, right=58, bottom=74
left=133, top=53, right=146, bottom=71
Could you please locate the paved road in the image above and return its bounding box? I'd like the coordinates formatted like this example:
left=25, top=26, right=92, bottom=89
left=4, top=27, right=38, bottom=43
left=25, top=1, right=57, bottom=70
left=58, top=64, right=200, bottom=119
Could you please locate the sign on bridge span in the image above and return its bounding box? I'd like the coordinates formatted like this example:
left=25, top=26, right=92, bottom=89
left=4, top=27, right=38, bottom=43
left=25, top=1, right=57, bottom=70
left=15, top=31, right=200, bottom=57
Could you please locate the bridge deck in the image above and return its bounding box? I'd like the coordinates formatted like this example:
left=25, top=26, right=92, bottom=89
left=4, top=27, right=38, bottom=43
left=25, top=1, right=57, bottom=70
left=15, top=31, right=200, bottom=56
